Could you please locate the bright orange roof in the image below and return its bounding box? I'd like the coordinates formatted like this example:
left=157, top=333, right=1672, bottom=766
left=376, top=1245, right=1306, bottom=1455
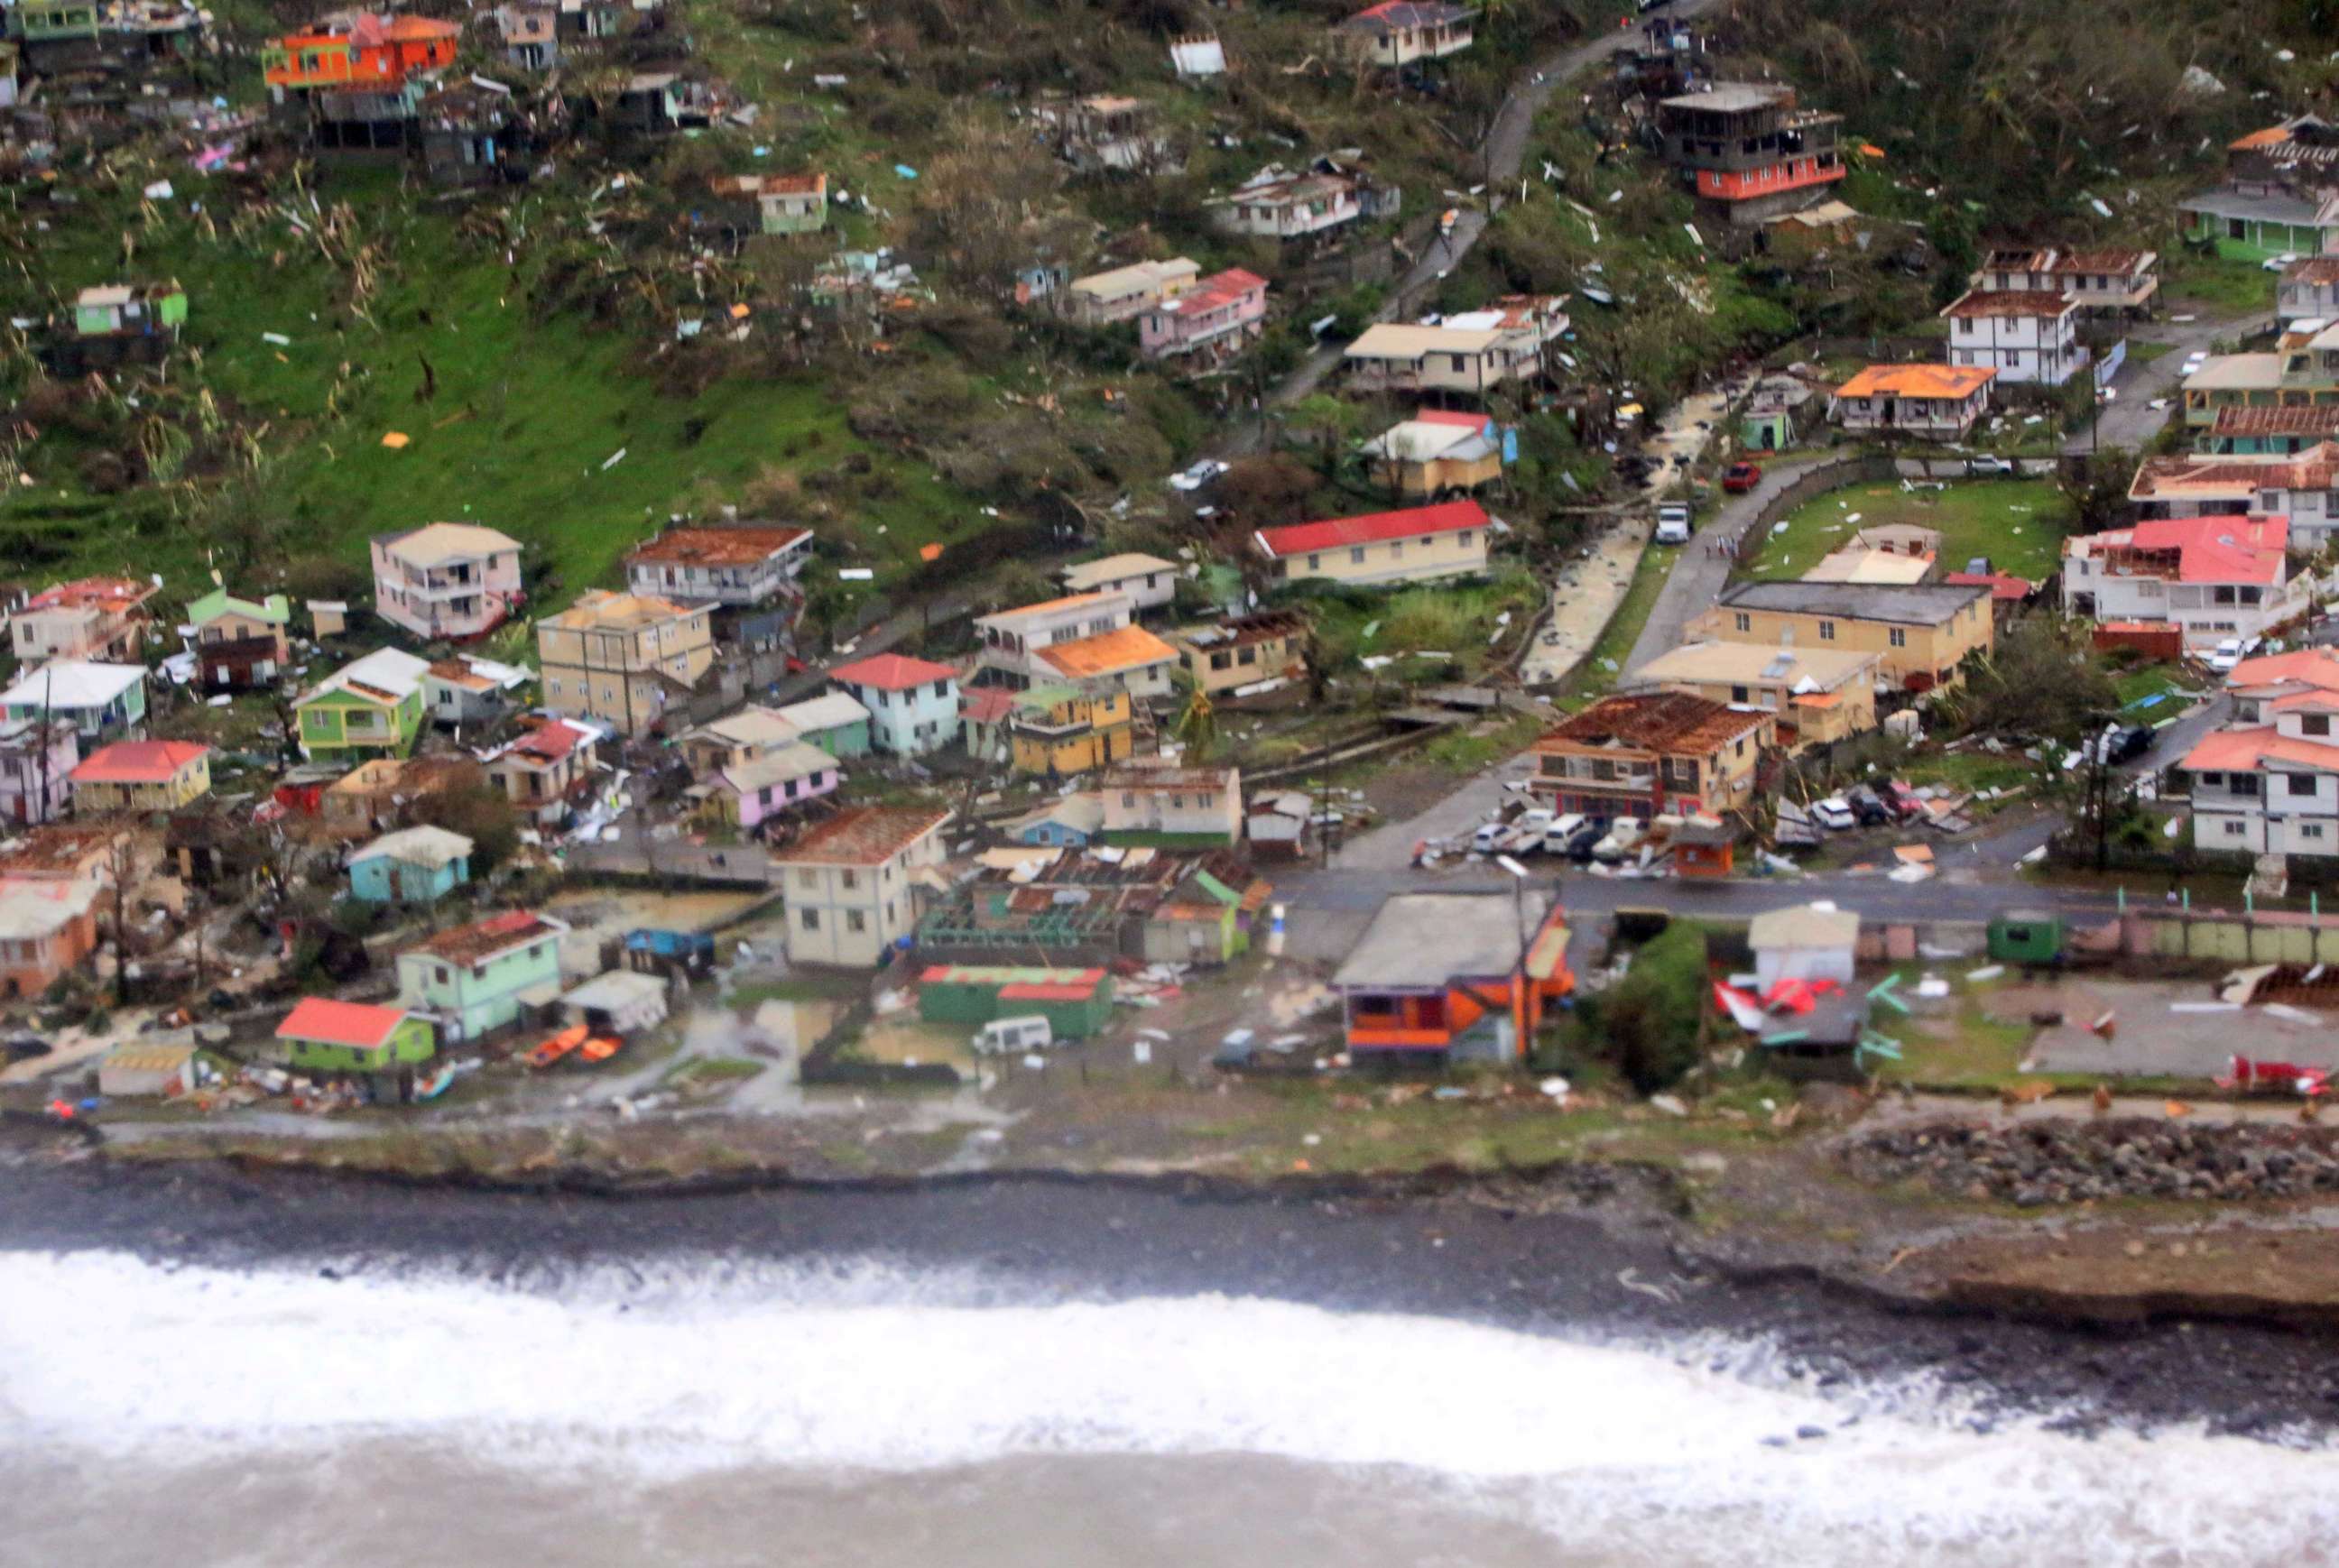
left=2231, top=125, right=2293, bottom=151
left=2183, top=726, right=2339, bottom=774
left=1035, top=624, right=1179, bottom=679
left=69, top=740, right=208, bottom=785
left=2229, top=648, right=2339, bottom=694
left=830, top=652, right=957, bottom=691
left=1835, top=364, right=1997, bottom=400
left=277, top=996, right=411, bottom=1050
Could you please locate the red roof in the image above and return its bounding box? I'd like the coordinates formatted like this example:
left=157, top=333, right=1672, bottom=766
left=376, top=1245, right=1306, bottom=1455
left=1414, top=409, right=1491, bottom=429
left=1254, top=499, right=1488, bottom=559
left=2182, top=726, right=2339, bottom=775
left=69, top=740, right=208, bottom=785
left=514, top=720, right=588, bottom=761
left=2230, top=648, right=2339, bottom=693
left=959, top=687, right=1017, bottom=723
left=1159, top=267, right=1266, bottom=317
left=830, top=652, right=957, bottom=691
left=24, top=576, right=153, bottom=613
left=2076, top=515, right=2288, bottom=586
left=276, top=996, right=409, bottom=1050
left=1940, top=571, right=2035, bottom=602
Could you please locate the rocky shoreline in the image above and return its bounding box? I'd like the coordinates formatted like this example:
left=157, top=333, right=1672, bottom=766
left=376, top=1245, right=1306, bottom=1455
left=5, top=1125, right=2339, bottom=1442
left=1844, top=1118, right=2339, bottom=1207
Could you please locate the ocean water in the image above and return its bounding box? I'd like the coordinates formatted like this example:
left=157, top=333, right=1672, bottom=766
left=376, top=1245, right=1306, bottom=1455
left=0, top=1249, right=2333, bottom=1567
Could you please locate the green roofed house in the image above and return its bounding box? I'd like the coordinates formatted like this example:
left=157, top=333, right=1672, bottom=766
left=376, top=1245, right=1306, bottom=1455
left=295, top=646, right=431, bottom=762
left=274, top=996, right=437, bottom=1100
left=917, top=964, right=1115, bottom=1038
left=187, top=586, right=293, bottom=690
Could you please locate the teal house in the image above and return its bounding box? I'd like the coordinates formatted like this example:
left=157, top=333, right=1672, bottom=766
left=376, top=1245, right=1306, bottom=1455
left=274, top=997, right=436, bottom=1097
left=772, top=691, right=872, bottom=759
left=349, top=825, right=473, bottom=904
left=395, top=910, right=567, bottom=1042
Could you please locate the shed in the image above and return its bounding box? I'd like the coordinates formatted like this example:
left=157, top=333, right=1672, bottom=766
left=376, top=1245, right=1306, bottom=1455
left=561, top=969, right=671, bottom=1034
left=1987, top=909, right=2065, bottom=965
left=98, top=1040, right=196, bottom=1097
left=1747, top=902, right=1860, bottom=992
left=916, top=964, right=1114, bottom=1038
left=1671, top=813, right=1736, bottom=879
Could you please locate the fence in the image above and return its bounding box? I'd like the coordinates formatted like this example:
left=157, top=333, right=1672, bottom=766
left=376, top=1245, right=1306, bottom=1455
left=1743, top=453, right=1900, bottom=534
left=565, top=836, right=777, bottom=887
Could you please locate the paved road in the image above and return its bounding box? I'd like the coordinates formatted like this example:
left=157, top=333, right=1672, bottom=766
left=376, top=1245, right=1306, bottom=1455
left=2063, top=306, right=2268, bottom=457
left=1621, top=453, right=1835, bottom=676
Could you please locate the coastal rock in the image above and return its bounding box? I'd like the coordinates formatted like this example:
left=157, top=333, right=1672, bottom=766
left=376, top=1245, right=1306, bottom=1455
left=1841, top=1118, right=2339, bottom=1207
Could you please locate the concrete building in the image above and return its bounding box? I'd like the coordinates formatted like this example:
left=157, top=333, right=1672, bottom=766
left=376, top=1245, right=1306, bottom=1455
left=538, top=590, right=715, bottom=737
left=1626, top=641, right=1880, bottom=752
left=1137, top=267, right=1267, bottom=365
left=1207, top=171, right=1361, bottom=244
left=1343, top=298, right=1567, bottom=400
left=11, top=576, right=154, bottom=664
left=348, top=824, right=473, bottom=904
left=0, top=662, right=146, bottom=754
left=0, top=877, right=99, bottom=1000
left=975, top=593, right=1132, bottom=687
left=827, top=653, right=959, bottom=756
left=1170, top=609, right=1310, bottom=697
left=771, top=804, right=951, bottom=967
left=1009, top=686, right=1134, bottom=778
left=1252, top=499, right=1491, bottom=587
left=1688, top=581, right=1995, bottom=693
left=481, top=717, right=600, bottom=826
left=1656, top=82, right=1844, bottom=227
left=2129, top=446, right=2339, bottom=551
left=2061, top=515, right=2307, bottom=649
left=1101, top=762, right=1243, bottom=846
left=2278, top=257, right=2339, bottom=328
left=623, top=524, right=813, bottom=606
left=1059, top=553, right=1178, bottom=614
left=395, top=910, right=567, bottom=1041
left=711, top=742, right=842, bottom=830
left=1971, top=247, right=2159, bottom=313
left=1530, top=691, right=1774, bottom=823
left=1331, top=892, right=1570, bottom=1066
left=1828, top=364, right=1998, bottom=439
left=68, top=740, right=211, bottom=815
left=1062, top=258, right=1199, bottom=327
left=370, top=522, right=524, bottom=641
left=0, top=718, right=78, bottom=826
left=1942, top=290, right=2084, bottom=385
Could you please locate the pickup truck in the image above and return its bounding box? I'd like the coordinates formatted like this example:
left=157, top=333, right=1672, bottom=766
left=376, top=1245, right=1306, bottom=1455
left=1721, top=462, right=1762, bottom=493
left=1653, top=503, right=1693, bottom=544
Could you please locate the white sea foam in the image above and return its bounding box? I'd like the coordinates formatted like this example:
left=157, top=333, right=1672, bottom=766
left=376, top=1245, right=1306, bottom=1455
left=1, top=1250, right=2332, bottom=1565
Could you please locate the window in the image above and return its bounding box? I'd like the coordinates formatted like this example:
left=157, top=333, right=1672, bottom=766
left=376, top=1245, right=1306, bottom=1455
left=1308, top=555, right=1322, bottom=571
left=2197, top=771, right=2223, bottom=788
left=1817, top=621, right=1835, bottom=641
left=1733, top=613, right=1751, bottom=633
left=2305, top=824, right=2327, bottom=839
left=800, top=908, right=820, bottom=930
left=434, top=964, right=450, bottom=984
left=798, top=869, right=818, bottom=889
left=2306, top=715, right=2332, bottom=737
left=1889, top=627, right=1907, bottom=649
left=2233, top=774, right=2261, bottom=797
left=1121, top=792, right=1136, bottom=807
left=1459, top=531, right=1474, bottom=548
left=2289, top=774, right=2319, bottom=796
left=1208, top=651, right=1231, bottom=671
left=846, top=909, right=866, bottom=933
left=2225, top=819, right=2247, bottom=835
left=1350, top=548, right=1366, bottom=565
left=841, top=869, right=858, bottom=890
left=1170, top=794, right=1185, bottom=809
left=1731, top=685, right=1749, bottom=703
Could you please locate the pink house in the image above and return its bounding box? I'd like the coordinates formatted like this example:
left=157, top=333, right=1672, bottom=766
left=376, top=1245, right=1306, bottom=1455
left=713, top=740, right=843, bottom=832
left=1139, top=268, right=1267, bottom=364
left=370, top=522, right=525, bottom=641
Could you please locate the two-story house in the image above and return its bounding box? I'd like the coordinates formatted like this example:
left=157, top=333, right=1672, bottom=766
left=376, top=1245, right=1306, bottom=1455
left=0, top=662, right=146, bottom=755
left=771, top=804, right=952, bottom=967
left=0, top=717, right=77, bottom=826
left=973, top=595, right=1179, bottom=701
left=1009, top=685, right=1134, bottom=777
left=185, top=587, right=291, bottom=689
left=1335, top=0, right=1473, bottom=68
left=1687, top=581, right=1995, bottom=693
left=481, top=716, right=600, bottom=826
left=1208, top=171, right=1361, bottom=245
left=0, top=876, right=100, bottom=1000
left=1942, top=290, right=2084, bottom=385
left=68, top=740, right=211, bottom=815
left=1252, top=499, right=1491, bottom=588
left=395, top=910, right=569, bottom=1041
left=2130, top=445, right=2339, bottom=549
left=1059, top=553, right=1178, bottom=614
left=2199, top=406, right=2339, bottom=457
left=2178, top=115, right=2339, bottom=262
left=2279, top=257, right=2339, bottom=328
left=1971, top=247, right=2159, bottom=314
left=1101, top=762, right=1243, bottom=846
left=1624, top=641, right=1881, bottom=752
left=11, top=576, right=155, bottom=663
left=827, top=653, right=959, bottom=756
left=1828, top=364, right=1998, bottom=439
left=1344, top=297, right=1567, bottom=400
left=1170, top=609, right=1310, bottom=697
left=537, top=590, right=715, bottom=737
left=2060, top=515, right=2306, bottom=649
left=624, top=524, right=813, bottom=606
left=2182, top=320, right=2339, bottom=428
left=370, top=522, right=524, bottom=641
left=1062, top=258, right=1199, bottom=327
left=1138, top=267, right=1267, bottom=365
left=1655, top=82, right=1844, bottom=227
left=711, top=742, right=842, bottom=831
left=294, top=646, right=430, bottom=761
left=2184, top=695, right=2339, bottom=858
left=273, top=997, right=437, bottom=1095
left=1530, top=691, right=1775, bottom=823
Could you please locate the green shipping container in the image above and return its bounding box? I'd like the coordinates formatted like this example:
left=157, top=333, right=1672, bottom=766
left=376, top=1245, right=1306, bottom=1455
left=1986, top=910, right=2064, bottom=964
left=916, top=964, right=1115, bottom=1038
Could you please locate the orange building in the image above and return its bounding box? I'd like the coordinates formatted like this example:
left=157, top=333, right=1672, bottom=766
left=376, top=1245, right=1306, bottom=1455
left=0, top=878, right=99, bottom=1000
left=263, top=13, right=458, bottom=92
left=1331, top=891, right=1572, bottom=1063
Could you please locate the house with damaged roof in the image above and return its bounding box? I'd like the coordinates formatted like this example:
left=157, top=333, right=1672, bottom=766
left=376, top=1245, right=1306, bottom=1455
left=395, top=910, right=569, bottom=1040
left=1332, top=890, right=1570, bottom=1065
left=2179, top=115, right=2339, bottom=263
left=2060, top=515, right=2307, bottom=650
left=1530, top=691, right=1775, bottom=824
left=772, top=804, right=952, bottom=967
left=1971, top=247, right=2159, bottom=315
left=917, top=842, right=1269, bottom=968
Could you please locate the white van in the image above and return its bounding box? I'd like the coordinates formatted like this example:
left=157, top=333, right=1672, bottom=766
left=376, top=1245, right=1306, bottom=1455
left=972, top=1015, right=1055, bottom=1056
left=1541, top=812, right=1586, bottom=854
left=1654, top=503, right=1692, bottom=544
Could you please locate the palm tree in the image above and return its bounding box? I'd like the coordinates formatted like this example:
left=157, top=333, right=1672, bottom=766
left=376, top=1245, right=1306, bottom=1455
left=1172, top=683, right=1217, bottom=762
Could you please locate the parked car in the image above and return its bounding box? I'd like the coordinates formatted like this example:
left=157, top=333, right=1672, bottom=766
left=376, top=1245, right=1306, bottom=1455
left=1721, top=461, right=1763, bottom=494
left=1844, top=785, right=1895, bottom=827
left=1558, top=817, right=1605, bottom=860
left=2205, top=636, right=2258, bottom=674
left=1541, top=812, right=1588, bottom=855
left=1811, top=797, right=1858, bottom=832
left=1875, top=779, right=1928, bottom=822
left=1965, top=455, right=2017, bottom=475
left=2084, top=724, right=2156, bottom=766
left=972, top=1015, right=1056, bottom=1056
left=1592, top=818, right=1648, bottom=862
left=1653, top=503, right=1693, bottom=544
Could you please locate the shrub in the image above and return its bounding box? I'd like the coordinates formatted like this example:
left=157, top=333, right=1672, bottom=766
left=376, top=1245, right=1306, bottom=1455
left=1599, top=920, right=1709, bottom=1095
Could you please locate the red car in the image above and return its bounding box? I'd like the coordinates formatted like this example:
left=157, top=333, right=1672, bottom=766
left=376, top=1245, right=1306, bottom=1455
left=1722, top=462, right=1762, bottom=493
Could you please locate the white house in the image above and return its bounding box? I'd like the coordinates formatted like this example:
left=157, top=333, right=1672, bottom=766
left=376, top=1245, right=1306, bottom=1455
left=1344, top=297, right=1567, bottom=401
left=1062, top=258, right=1199, bottom=327
left=1828, top=364, right=1997, bottom=439
left=2060, top=514, right=2307, bottom=648
left=2278, top=257, right=2339, bottom=328
left=1336, top=0, right=1473, bottom=67
left=1059, top=553, right=1179, bottom=614
left=1101, top=762, right=1243, bottom=846
left=2182, top=684, right=2339, bottom=858
left=1208, top=171, right=1361, bottom=244
left=1942, top=290, right=2083, bottom=385
left=973, top=591, right=1177, bottom=702
left=623, top=524, right=812, bottom=607
left=827, top=653, right=959, bottom=757
left=2128, top=445, right=2339, bottom=549
left=770, top=804, right=951, bottom=967
left=1971, top=247, right=2159, bottom=313
left=1747, top=903, right=1859, bottom=993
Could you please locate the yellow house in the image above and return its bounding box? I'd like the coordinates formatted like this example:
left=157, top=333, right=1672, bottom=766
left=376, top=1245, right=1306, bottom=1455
left=1626, top=641, right=1881, bottom=752
left=1170, top=609, right=1310, bottom=696
left=537, top=590, right=716, bottom=737
left=69, top=740, right=212, bottom=814
left=1363, top=411, right=1507, bottom=497
left=1687, top=581, right=1993, bottom=694
left=1253, top=499, right=1491, bottom=588
left=1009, top=684, right=1134, bottom=777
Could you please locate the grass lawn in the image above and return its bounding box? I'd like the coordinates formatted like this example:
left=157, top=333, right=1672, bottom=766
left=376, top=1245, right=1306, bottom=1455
left=1902, top=748, right=2039, bottom=796
left=2159, top=251, right=2277, bottom=318
left=2112, top=661, right=2207, bottom=714
left=1738, top=478, right=2068, bottom=583
left=2125, top=340, right=2177, bottom=364
left=1301, top=568, right=1546, bottom=684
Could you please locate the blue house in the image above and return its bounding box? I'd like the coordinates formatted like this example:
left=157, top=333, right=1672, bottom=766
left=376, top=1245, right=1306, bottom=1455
left=349, top=825, right=474, bottom=904
left=1009, top=792, right=1104, bottom=848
